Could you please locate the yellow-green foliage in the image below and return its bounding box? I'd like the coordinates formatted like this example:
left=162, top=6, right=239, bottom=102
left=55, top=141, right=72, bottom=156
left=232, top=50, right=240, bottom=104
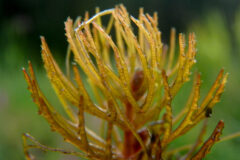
left=22, top=5, right=230, bottom=160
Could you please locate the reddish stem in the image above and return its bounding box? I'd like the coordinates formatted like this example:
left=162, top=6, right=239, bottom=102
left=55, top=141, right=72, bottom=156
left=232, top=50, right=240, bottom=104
left=123, top=101, right=135, bottom=158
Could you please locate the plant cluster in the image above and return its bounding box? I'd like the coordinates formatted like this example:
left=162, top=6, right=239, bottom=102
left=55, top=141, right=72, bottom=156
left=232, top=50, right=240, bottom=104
left=23, top=5, right=231, bottom=160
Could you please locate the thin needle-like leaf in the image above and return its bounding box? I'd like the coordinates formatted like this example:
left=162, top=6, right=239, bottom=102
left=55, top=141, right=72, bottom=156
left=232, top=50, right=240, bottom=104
left=191, top=120, right=224, bottom=160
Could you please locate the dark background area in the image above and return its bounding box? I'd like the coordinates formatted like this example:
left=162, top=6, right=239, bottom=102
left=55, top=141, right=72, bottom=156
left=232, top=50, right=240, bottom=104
left=1, top=0, right=240, bottom=159
left=1, top=0, right=240, bottom=63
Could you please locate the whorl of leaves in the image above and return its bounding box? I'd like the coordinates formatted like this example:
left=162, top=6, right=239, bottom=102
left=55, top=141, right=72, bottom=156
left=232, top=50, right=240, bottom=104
left=23, top=5, right=228, bottom=160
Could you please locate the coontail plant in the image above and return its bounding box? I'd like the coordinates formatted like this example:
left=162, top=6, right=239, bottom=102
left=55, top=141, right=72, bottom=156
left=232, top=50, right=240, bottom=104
left=22, top=5, right=238, bottom=160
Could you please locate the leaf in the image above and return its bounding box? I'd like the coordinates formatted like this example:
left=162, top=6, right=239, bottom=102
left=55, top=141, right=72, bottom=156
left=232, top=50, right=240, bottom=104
left=191, top=120, right=224, bottom=160
left=22, top=133, right=88, bottom=160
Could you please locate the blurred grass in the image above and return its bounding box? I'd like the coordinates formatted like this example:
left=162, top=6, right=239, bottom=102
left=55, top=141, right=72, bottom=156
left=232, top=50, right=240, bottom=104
left=0, top=8, right=240, bottom=160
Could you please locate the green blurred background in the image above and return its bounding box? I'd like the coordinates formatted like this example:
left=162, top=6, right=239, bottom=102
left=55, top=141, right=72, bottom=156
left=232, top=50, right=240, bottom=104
left=0, top=0, right=240, bottom=159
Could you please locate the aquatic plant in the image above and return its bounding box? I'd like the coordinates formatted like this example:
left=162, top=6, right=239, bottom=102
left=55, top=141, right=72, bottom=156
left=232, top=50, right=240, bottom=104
left=22, top=5, right=236, bottom=160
